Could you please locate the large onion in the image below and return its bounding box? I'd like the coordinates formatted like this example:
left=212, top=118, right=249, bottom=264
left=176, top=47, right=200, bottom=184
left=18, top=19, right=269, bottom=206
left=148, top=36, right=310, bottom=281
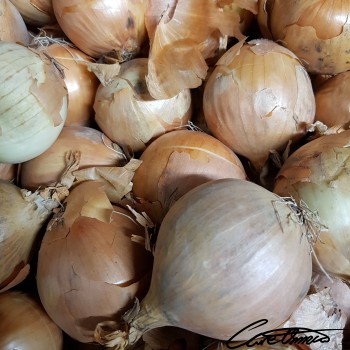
left=0, top=291, right=63, bottom=349
left=52, top=0, right=147, bottom=58
left=203, top=39, right=315, bottom=172
left=132, top=129, right=247, bottom=224
left=274, top=129, right=350, bottom=279
left=95, top=178, right=313, bottom=347
left=0, top=41, right=68, bottom=164
left=258, top=0, right=350, bottom=75
left=37, top=181, right=153, bottom=343
left=94, top=58, right=192, bottom=153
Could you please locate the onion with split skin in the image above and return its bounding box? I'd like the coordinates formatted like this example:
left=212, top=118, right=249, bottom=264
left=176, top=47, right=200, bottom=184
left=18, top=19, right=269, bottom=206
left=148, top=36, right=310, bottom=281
left=94, top=58, right=192, bottom=153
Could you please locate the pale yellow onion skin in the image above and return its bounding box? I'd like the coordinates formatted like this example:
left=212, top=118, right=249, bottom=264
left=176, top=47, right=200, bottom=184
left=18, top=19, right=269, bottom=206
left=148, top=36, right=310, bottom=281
left=203, top=39, right=315, bottom=172
left=10, top=0, right=54, bottom=26
left=94, top=58, right=192, bottom=153
left=274, top=130, right=350, bottom=279
left=52, top=0, right=147, bottom=58
left=116, top=179, right=312, bottom=344
left=0, top=0, right=30, bottom=44
left=0, top=41, right=68, bottom=164
left=259, top=0, right=350, bottom=75
left=37, top=181, right=153, bottom=343
left=0, top=292, right=63, bottom=349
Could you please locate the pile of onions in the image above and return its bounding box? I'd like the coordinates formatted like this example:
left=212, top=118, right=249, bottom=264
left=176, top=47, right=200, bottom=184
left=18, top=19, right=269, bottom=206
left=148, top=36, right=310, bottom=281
left=52, top=0, right=147, bottom=58
left=132, top=129, right=247, bottom=224
left=274, top=130, right=350, bottom=279
left=0, top=291, right=63, bottom=349
left=203, top=39, right=315, bottom=172
left=36, top=181, right=153, bottom=342
left=94, top=58, right=192, bottom=153
left=0, top=0, right=30, bottom=44
left=0, top=163, right=17, bottom=182
left=0, top=41, right=68, bottom=164
left=258, top=0, right=350, bottom=75
left=95, top=178, right=312, bottom=347
left=36, top=43, right=99, bottom=126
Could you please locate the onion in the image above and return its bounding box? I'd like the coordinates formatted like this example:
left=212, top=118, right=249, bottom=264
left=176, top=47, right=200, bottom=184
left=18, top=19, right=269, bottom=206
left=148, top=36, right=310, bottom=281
left=20, top=125, right=126, bottom=191
left=37, top=180, right=153, bottom=343
left=95, top=178, right=313, bottom=347
left=0, top=163, right=17, bottom=182
left=0, top=0, right=30, bottom=44
left=36, top=43, right=99, bottom=127
left=52, top=0, right=147, bottom=59
left=132, top=129, right=247, bottom=224
left=258, top=0, right=350, bottom=75
left=94, top=58, right=192, bottom=153
left=0, top=291, right=63, bottom=349
left=203, top=38, right=315, bottom=172
left=0, top=41, right=68, bottom=164
left=274, top=129, right=350, bottom=279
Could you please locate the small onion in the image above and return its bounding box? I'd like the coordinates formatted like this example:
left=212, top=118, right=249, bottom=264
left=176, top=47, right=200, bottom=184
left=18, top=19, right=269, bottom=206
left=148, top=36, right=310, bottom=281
left=52, top=0, right=147, bottom=58
left=203, top=39, right=315, bottom=172
left=132, top=129, right=247, bottom=224
left=37, top=181, right=153, bottom=343
left=94, top=58, right=192, bottom=153
left=274, top=130, right=350, bottom=279
left=0, top=0, right=30, bottom=44
left=0, top=163, right=17, bottom=182
left=20, top=125, right=126, bottom=191
left=95, top=178, right=312, bottom=346
left=0, top=41, right=68, bottom=164
left=0, top=291, right=63, bottom=349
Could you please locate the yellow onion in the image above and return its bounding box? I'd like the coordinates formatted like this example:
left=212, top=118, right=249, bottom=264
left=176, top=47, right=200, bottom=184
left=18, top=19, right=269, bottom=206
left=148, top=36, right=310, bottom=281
left=36, top=43, right=99, bottom=126
left=52, top=0, right=147, bottom=58
left=0, top=291, right=63, bottom=349
left=0, top=0, right=30, bottom=44
left=20, top=125, right=126, bottom=191
left=10, top=0, right=54, bottom=26
left=274, top=129, right=350, bottom=279
left=314, top=71, right=350, bottom=127
left=0, top=41, right=68, bottom=164
left=37, top=181, right=153, bottom=343
left=258, top=0, right=350, bottom=75
left=203, top=39, right=315, bottom=172
left=132, top=129, right=247, bottom=224
left=0, top=163, right=17, bottom=182
left=94, top=58, right=192, bottom=153
left=95, top=178, right=312, bottom=347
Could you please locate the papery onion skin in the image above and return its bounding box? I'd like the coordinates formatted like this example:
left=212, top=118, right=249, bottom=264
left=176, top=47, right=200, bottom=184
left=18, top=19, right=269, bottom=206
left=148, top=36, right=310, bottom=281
left=0, top=41, right=68, bottom=164
left=20, top=125, right=126, bottom=191
left=132, top=129, right=247, bottom=224
left=274, top=130, right=350, bottom=279
left=258, top=0, right=350, bottom=75
left=0, top=291, right=63, bottom=349
left=203, top=38, right=315, bottom=172
left=94, top=58, right=192, bottom=153
left=0, top=163, right=17, bottom=182
left=37, top=181, right=153, bottom=343
left=52, top=0, right=147, bottom=58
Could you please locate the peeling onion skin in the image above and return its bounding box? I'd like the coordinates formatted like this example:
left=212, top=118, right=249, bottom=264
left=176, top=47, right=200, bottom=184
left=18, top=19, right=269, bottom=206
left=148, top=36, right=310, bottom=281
left=94, top=58, right=192, bottom=153
left=0, top=292, right=63, bottom=350
left=52, top=0, right=147, bottom=58
left=203, top=39, right=315, bottom=172
left=37, top=181, right=153, bottom=343
left=258, top=0, right=350, bottom=75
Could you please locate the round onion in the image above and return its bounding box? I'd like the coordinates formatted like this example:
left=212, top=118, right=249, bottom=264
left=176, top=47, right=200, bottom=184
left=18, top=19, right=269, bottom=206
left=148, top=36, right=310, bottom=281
left=132, top=129, right=247, bottom=224
left=94, top=58, right=192, bottom=153
left=52, top=0, right=147, bottom=58
left=0, top=0, right=30, bottom=44
left=203, top=38, right=315, bottom=172
left=0, top=163, right=17, bottom=182
left=258, top=0, right=350, bottom=75
left=95, top=178, right=312, bottom=346
left=37, top=180, right=153, bottom=343
left=0, top=291, right=63, bottom=349
left=0, top=41, right=68, bottom=164
left=274, top=129, right=350, bottom=279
